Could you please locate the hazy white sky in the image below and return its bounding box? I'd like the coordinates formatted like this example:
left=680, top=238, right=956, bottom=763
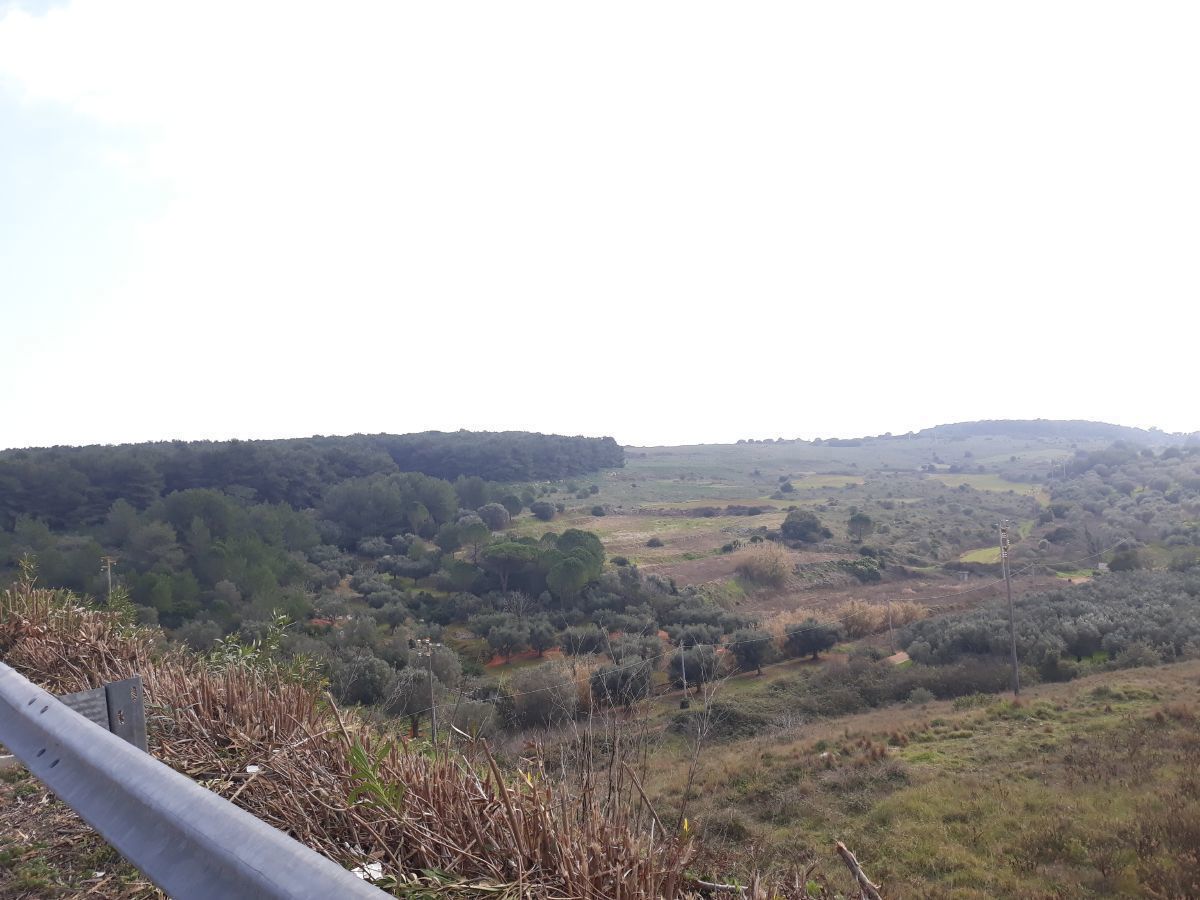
left=1, top=0, right=1197, bottom=449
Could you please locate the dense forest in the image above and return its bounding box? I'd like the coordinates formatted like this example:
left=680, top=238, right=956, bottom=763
left=0, top=430, right=625, bottom=632
left=0, top=431, right=623, bottom=529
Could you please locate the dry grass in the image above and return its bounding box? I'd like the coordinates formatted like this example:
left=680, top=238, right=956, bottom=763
left=0, top=573, right=696, bottom=898
left=836, top=600, right=928, bottom=639
left=736, top=544, right=793, bottom=588
left=761, top=607, right=824, bottom=642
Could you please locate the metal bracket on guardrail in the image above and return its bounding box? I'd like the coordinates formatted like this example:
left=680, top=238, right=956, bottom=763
left=58, top=675, right=148, bottom=752
left=0, top=661, right=390, bottom=900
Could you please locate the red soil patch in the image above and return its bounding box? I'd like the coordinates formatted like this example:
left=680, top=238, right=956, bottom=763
left=484, top=647, right=564, bottom=668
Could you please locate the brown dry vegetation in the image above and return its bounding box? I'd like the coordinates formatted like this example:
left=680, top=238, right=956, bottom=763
left=735, top=544, right=793, bottom=589
left=835, top=600, right=927, bottom=639
left=0, top=574, right=697, bottom=898
left=1, top=573, right=864, bottom=899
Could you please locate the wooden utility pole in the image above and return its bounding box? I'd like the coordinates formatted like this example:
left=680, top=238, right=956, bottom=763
left=100, top=556, right=117, bottom=602
left=678, top=640, right=690, bottom=709
left=417, top=638, right=438, bottom=745
left=427, top=643, right=438, bottom=745
left=998, top=522, right=1020, bottom=695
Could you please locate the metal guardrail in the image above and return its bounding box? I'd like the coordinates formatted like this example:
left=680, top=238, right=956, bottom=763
left=0, top=661, right=390, bottom=899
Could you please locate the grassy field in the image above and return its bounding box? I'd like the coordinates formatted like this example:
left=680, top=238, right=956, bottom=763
left=926, top=472, right=1049, bottom=504
left=644, top=660, right=1200, bottom=897
left=958, top=547, right=1002, bottom=564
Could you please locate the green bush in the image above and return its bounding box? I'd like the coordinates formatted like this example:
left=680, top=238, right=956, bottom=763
left=670, top=697, right=775, bottom=740
left=529, top=501, right=556, bottom=522
left=907, top=687, right=935, bottom=705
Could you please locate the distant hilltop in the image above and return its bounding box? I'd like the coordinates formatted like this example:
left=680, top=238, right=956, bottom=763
left=912, top=419, right=1196, bottom=446
left=732, top=419, right=1198, bottom=448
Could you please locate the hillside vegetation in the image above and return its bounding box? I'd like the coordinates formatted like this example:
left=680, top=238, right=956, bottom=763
left=647, top=661, right=1200, bottom=897
left=0, top=572, right=705, bottom=899
left=5, top=421, right=1200, bottom=896
left=0, top=431, right=623, bottom=529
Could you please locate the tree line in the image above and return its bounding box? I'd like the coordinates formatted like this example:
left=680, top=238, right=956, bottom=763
left=0, top=430, right=624, bottom=530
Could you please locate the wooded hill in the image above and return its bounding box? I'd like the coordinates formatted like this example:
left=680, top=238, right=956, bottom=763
left=0, top=431, right=624, bottom=530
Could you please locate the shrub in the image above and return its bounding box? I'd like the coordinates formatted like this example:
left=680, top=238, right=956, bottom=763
left=448, top=699, right=499, bottom=739
left=527, top=620, right=557, bottom=656
left=783, top=618, right=841, bottom=660
left=646, top=537, right=665, bottom=548
left=837, top=600, right=887, bottom=638
left=1113, top=641, right=1162, bottom=669
left=591, top=505, right=606, bottom=517
left=529, top=501, right=556, bottom=522
left=1110, top=547, right=1151, bottom=571
left=561, top=625, right=606, bottom=656
left=837, top=558, right=882, bottom=583
left=780, top=510, right=827, bottom=543
left=487, top=624, right=529, bottom=662
left=476, top=503, right=511, bottom=531
left=669, top=623, right=722, bottom=648
left=672, top=697, right=774, bottom=740
left=729, top=628, right=770, bottom=674
left=699, top=811, right=755, bottom=845
left=509, top=663, right=579, bottom=728
left=907, top=687, right=935, bottom=705
left=590, top=661, right=653, bottom=708
left=357, top=536, right=391, bottom=557
left=736, top=544, right=791, bottom=587
left=667, top=645, right=720, bottom=687
left=890, top=601, right=927, bottom=626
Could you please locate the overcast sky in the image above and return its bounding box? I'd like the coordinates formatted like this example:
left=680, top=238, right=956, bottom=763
left=1, top=1, right=1196, bottom=449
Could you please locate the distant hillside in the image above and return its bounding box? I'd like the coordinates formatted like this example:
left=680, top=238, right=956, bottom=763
left=914, top=419, right=1188, bottom=446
